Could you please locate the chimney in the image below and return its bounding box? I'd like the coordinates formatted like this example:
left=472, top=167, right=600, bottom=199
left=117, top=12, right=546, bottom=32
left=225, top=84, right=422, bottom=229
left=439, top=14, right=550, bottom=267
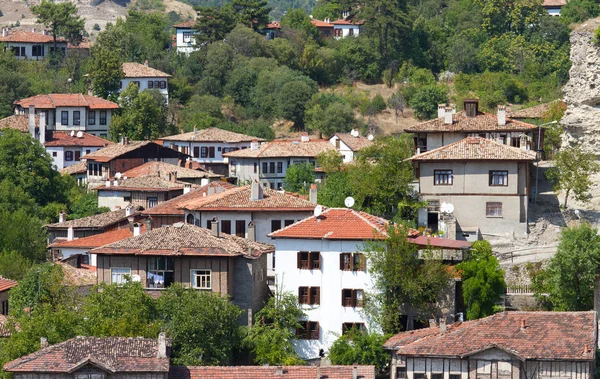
left=444, top=107, right=453, bottom=125
left=133, top=222, right=142, bottom=237
left=429, top=318, right=437, bottom=328
left=120, top=135, right=125, bottom=145
left=200, top=178, right=209, bottom=187
left=145, top=217, right=152, bottom=232
left=352, top=365, right=358, bottom=379
left=157, top=332, right=167, bottom=358
left=67, top=226, right=74, bottom=241
left=497, top=105, right=506, bottom=126
left=144, top=60, right=149, bottom=67
left=58, top=211, right=66, bottom=223
left=248, top=221, right=256, bottom=241
left=184, top=184, right=192, bottom=194
left=585, top=344, right=590, bottom=354
left=309, top=184, right=317, bottom=204
left=275, top=366, right=284, bottom=376
left=193, top=125, right=198, bottom=134
left=520, top=319, right=526, bottom=331
left=301, top=133, right=310, bottom=143
left=437, top=103, right=446, bottom=118
left=250, top=139, right=259, bottom=151
left=169, top=171, right=177, bottom=183
left=40, top=337, right=48, bottom=349
left=2, top=29, right=6, bottom=38
left=39, top=112, right=46, bottom=144
left=29, top=105, right=35, bottom=138
left=211, top=217, right=219, bottom=237
left=464, top=99, right=479, bottom=118
left=439, top=318, right=447, bottom=333
left=250, top=180, right=264, bottom=201
left=125, top=205, right=134, bottom=217
left=105, top=179, right=111, bottom=187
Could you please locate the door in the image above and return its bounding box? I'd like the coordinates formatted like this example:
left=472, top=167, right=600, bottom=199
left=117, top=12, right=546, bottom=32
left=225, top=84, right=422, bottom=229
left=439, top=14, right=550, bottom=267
left=427, top=212, right=439, bottom=232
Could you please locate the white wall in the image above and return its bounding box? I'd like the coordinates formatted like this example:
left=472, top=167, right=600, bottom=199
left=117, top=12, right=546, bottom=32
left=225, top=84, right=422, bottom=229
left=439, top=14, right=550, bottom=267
left=4, top=41, right=66, bottom=60
left=56, top=247, right=97, bottom=267
left=97, top=190, right=132, bottom=210
left=164, top=141, right=251, bottom=164
left=329, top=136, right=354, bottom=163
left=46, top=146, right=102, bottom=170
left=333, top=25, right=360, bottom=39
left=230, top=157, right=317, bottom=188
left=175, top=28, right=199, bottom=54
left=121, top=78, right=169, bottom=102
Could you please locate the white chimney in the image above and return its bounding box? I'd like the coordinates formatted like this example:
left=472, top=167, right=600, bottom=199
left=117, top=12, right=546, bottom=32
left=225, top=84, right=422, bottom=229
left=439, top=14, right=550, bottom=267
left=125, top=205, right=134, bottom=217
left=439, top=318, right=447, bottom=333
left=58, top=211, right=66, bottom=223
left=40, top=337, right=48, bottom=349
left=497, top=105, right=506, bottom=126
left=105, top=180, right=111, bottom=187
left=301, top=133, right=310, bottom=143
left=193, top=125, right=198, bottom=134
left=250, top=139, right=259, bottom=150
left=444, top=107, right=453, bottom=125
left=144, top=60, right=149, bottom=67
left=250, top=180, right=264, bottom=201
left=438, top=103, right=446, bottom=118
left=309, top=184, right=317, bottom=204
left=29, top=105, right=35, bottom=138
left=200, top=178, right=209, bottom=187
left=211, top=217, right=219, bottom=237
left=157, top=332, right=167, bottom=358
left=184, top=184, right=192, bottom=194
left=39, top=112, right=46, bottom=144
left=67, top=226, right=74, bottom=241
left=133, top=223, right=142, bottom=237
left=113, top=179, right=119, bottom=187
left=2, top=29, right=7, bottom=38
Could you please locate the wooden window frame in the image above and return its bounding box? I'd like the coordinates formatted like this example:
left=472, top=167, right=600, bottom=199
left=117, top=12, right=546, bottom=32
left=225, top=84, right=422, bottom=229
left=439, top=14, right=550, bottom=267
left=221, top=220, right=232, bottom=235
left=489, top=170, right=508, bottom=187
left=396, top=368, right=407, bottom=379
left=65, top=151, right=74, bottom=161
left=73, top=111, right=80, bottom=126
left=61, top=111, right=69, bottom=126
left=342, top=288, right=364, bottom=308
left=271, top=220, right=282, bottom=233
left=434, top=169, right=453, bottom=185
left=277, top=162, right=283, bottom=173
left=486, top=202, right=503, bottom=218
left=235, top=220, right=246, bottom=237
left=208, top=146, right=215, bottom=158
left=297, top=251, right=320, bottom=270
left=200, top=147, right=208, bottom=158
left=296, top=321, right=320, bottom=340
left=262, top=162, right=268, bottom=174
left=340, top=253, right=365, bottom=271
left=111, top=267, right=131, bottom=285
left=88, top=110, right=96, bottom=125
left=342, top=322, right=365, bottom=336
left=99, top=111, right=107, bottom=125
left=298, top=286, right=320, bottom=305
left=147, top=197, right=158, bottom=209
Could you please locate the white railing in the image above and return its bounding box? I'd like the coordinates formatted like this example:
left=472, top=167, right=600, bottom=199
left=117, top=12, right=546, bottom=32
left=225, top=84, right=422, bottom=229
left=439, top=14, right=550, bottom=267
left=506, top=285, right=533, bottom=295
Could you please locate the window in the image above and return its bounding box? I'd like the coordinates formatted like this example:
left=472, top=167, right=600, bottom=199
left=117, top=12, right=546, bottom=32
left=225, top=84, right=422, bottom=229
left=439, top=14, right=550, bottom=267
left=432, top=374, right=443, bottom=379
left=271, top=220, right=282, bottom=232
left=427, top=200, right=440, bottom=212
left=342, top=289, right=364, bottom=307
left=340, top=253, right=365, bottom=271
left=298, top=286, right=320, bottom=305
left=236, top=220, right=246, bottom=237
left=277, top=162, right=283, bottom=173
left=1, top=299, right=8, bottom=315
left=209, top=146, right=215, bottom=158
left=353, top=253, right=365, bottom=271
left=147, top=197, right=158, bottom=208
left=262, top=162, right=268, bottom=174
left=183, top=31, right=192, bottom=40
left=148, top=80, right=154, bottom=89
left=486, top=202, right=503, bottom=217
left=434, top=170, right=453, bottom=185
left=160, top=81, right=167, bottom=89
left=206, top=220, right=212, bottom=229
left=147, top=257, right=174, bottom=289
left=73, top=111, right=80, bottom=126
left=342, top=323, right=365, bottom=335
left=348, top=28, right=354, bottom=36
left=11, top=46, right=25, bottom=57
left=396, top=368, right=407, bottom=379
left=111, top=267, right=131, bottom=285
left=133, top=81, right=140, bottom=87
left=65, top=151, right=74, bottom=161
left=88, top=111, right=96, bottom=125
left=123, top=196, right=131, bottom=203
left=154, top=81, right=160, bottom=89
left=222, top=220, right=231, bottom=234
left=191, top=270, right=211, bottom=289
left=414, top=374, right=425, bottom=379
left=201, top=147, right=208, bottom=158
left=489, top=170, right=508, bottom=186
left=334, top=29, right=342, bottom=37
left=186, top=214, right=195, bottom=224
left=254, top=162, right=257, bottom=174
left=52, top=151, right=57, bottom=157
left=100, top=111, right=107, bottom=125
left=32, top=44, right=44, bottom=57
left=269, top=162, right=275, bottom=173
left=284, top=219, right=294, bottom=227
left=85, top=149, right=91, bottom=155
left=450, top=375, right=461, bottom=379
left=74, top=151, right=81, bottom=161
left=61, top=111, right=69, bottom=125
left=193, top=146, right=200, bottom=157
left=296, top=321, right=319, bottom=340
left=297, top=251, right=320, bottom=270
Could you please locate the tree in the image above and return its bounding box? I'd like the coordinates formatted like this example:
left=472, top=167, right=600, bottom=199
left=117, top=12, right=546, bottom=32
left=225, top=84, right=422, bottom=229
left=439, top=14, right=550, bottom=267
left=31, top=1, right=84, bottom=54
left=0, top=250, right=32, bottom=281
left=278, top=80, right=317, bottom=129
left=232, top=0, right=271, bottom=30
left=409, top=85, right=449, bottom=120
left=475, top=0, right=544, bottom=36
left=8, top=263, right=69, bottom=316
left=546, top=146, right=599, bottom=208
left=541, top=101, right=566, bottom=159
left=283, top=163, right=315, bottom=193
left=67, top=190, right=110, bottom=220
left=244, top=289, right=305, bottom=365
left=388, top=91, right=406, bottom=123
left=305, top=101, right=355, bottom=137
left=280, top=8, right=320, bottom=41
left=561, top=0, right=600, bottom=26
left=194, top=4, right=237, bottom=46
left=456, top=241, right=506, bottom=320
left=88, top=46, right=123, bottom=100
left=328, top=329, right=389, bottom=372
left=317, top=171, right=353, bottom=208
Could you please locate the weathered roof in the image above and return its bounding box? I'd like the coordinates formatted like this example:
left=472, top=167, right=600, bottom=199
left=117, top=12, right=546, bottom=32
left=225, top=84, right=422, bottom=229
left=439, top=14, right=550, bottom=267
left=311, top=19, right=334, bottom=28
left=92, top=175, right=191, bottom=192
left=161, top=127, right=265, bottom=143
left=92, top=223, right=274, bottom=257
left=508, top=100, right=566, bottom=119
left=542, top=0, right=566, bottom=7
left=84, top=141, right=188, bottom=163
left=122, top=63, right=171, bottom=78
left=3, top=336, right=169, bottom=373
left=409, top=236, right=472, bottom=250
left=223, top=139, right=336, bottom=158
left=169, top=365, right=376, bottom=379
left=0, top=114, right=38, bottom=132
left=15, top=94, right=119, bottom=110
left=332, top=18, right=364, bottom=25
left=406, top=111, right=536, bottom=133
left=173, top=20, right=196, bottom=28
left=0, top=315, right=11, bottom=337
left=181, top=186, right=317, bottom=212
left=270, top=208, right=388, bottom=240
left=0, top=30, right=64, bottom=44
left=44, top=131, right=113, bottom=148
left=59, top=262, right=97, bottom=287
left=0, top=277, right=17, bottom=292
left=120, top=161, right=222, bottom=180
left=265, top=21, right=281, bottom=29
left=143, top=182, right=235, bottom=216
left=49, top=228, right=136, bottom=249
left=334, top=133, right=373, bottom=151
left=45, top=208, right=135, bottom=229
left=410, top=137, right=535, bottom=161
left=384, top=311, right=597, bottom=361
left=59, top=161, right=87, bottom=175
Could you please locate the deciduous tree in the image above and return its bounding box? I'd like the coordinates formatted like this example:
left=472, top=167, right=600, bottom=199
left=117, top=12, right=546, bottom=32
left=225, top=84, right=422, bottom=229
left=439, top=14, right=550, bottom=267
left=546, top=146, right=599, bottom=208
left=283, top=163, right=315, bottom=194
left=329, top=329, right=389, bottom=372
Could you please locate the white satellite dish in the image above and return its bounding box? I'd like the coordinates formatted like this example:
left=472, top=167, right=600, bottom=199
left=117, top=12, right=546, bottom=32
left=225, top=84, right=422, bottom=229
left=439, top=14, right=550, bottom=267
left=314, top=205, right=323, bottom=217
left=344, top=196, right=355, bottom=208
left=70, top=130, right=75, bottom=137
left=76, top=131, right=83, bottom=138
left=446, top=203, right=454, bottom=214
left=367, top=134, right=374, bottom=141
left=130, top=274, right=141, bottom=282
left=115, top=172, right=122, bottom=179
left=350, top=129, right=359, bottom=137
left=440, top=202, right=448, bottom=213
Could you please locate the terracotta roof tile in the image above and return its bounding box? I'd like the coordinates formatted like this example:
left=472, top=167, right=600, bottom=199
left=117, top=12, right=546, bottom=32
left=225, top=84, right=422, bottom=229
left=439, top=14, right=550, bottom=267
left=59, top=161, right=87, bottom=175
left=410, top=137, right=535, bottom=161
left=143, top=182, right=235, bottom=216
left=120, top=161, right=222, bottom=180
left=270, top=208, right=388, bottom=240
left=44, top=131, right=113, bottom=147
left=331, top=18, right=364, bottom=25
left=15, top=94, right=119, bottom=110
left=406, top=111, right=537, bottom=133
left=409, top=236, right=472, bottom=249
left=45, top=208, right=138, bottom=229
left=50, top=228, right=136, bottom=248
left=385, top=311, right=596, bottom=361
left=173, top=20, right=196, bottom=28
left=334, top=133, right=373, bottom=151
left=93, top=175, right=194, bottom=192
left=542, top=0, right=566, bottom=6
left=0, top=277, right=17, bottom=292
left=223, top=139, right=336, bottom=158
left=311, top=19, right=334, bottom=27
left=58, top=262, right=97, bottom=287
left=0, top=315, right=12, bottom=337
left=169, top=365, right=376, bottom=379
left=0, top=114, right=38, bottom=132
left=0, top=30, right=63, bottom=43
left=84, top=141, right=154, bottom=162
left=181, top=185, right=317, bottom=212
left=265, top=21, right=281, bottom=29
left=161, top=127, right=265, bottom=143
left=3, top=336, right=170, bottom=373
left=92, top=223, right=274, bottom=257
left=508, top=100, right=566, bottom=119
left=122, top=63, right=171, bottom=78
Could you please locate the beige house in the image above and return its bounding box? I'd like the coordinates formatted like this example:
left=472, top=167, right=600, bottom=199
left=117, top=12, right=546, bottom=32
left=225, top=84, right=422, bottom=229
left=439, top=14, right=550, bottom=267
left=411, top=137, right=534, bottom=239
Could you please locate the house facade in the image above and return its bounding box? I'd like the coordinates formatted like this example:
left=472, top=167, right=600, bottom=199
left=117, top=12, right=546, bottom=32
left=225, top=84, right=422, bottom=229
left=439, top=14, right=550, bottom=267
left=329, top=131, right=373, bottom=163
left=0, top=29, right=67, bottom=60
left=173, top=21, right=198, bottom=54
left=160, top=127, right=265, bottom=176
left=45, top=131, right=113, bottom=170
left=120, top=161, right=222, bottom=185
left=384, top=311, right=597, bottom=379
left=332, top=19, right=362, bottom=38
left=169, top=365, right=376, bottom=379
left=411, top=137, right=534, bottom=239
left=542, top=0, right=565, bottom=15
left=121, top=62, right=171, bottom=102
left=0, top=277, right=17, bottom=316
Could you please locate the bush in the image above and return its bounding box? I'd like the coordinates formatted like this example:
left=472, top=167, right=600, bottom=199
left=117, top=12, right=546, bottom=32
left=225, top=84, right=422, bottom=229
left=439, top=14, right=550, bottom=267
left=92, top=23, right=100, bottom=31
left=409, top=85, right=449, bottom=120
left=562, top=0, right=600, bottom=26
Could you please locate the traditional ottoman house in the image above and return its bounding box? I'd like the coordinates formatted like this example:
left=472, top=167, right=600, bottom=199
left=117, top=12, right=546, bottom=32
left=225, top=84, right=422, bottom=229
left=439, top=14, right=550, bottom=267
left=121, top=62, right=171, bottom=102
left=0, top=277, right=17, bottom=316
left=119, top=161, right=222, bottom=185
left=328, top=131, right=373, bottom=163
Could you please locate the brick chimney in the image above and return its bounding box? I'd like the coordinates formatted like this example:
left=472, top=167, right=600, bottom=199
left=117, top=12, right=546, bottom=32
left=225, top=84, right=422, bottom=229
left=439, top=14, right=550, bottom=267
left=211, top=217, right=219, bottom=237
left=497, top=105, right=506, bottom=126
left=438, top=103, right=446, bottom=118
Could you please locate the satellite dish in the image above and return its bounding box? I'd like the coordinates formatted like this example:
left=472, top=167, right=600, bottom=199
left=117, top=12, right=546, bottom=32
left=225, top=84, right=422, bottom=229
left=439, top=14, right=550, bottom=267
left=70, top=130, right=75, bottom=137
left=446, top=203, right=454, bottom=214
left=440, top=202, right=448, bottom=213
left=367, top=134, right=374, bottom=141
left=76, top=131, right=83, bottom=138
left=344, top=196, right=355, bottom=208
left=115, top=172, right=122, bottom=179
left=314, top=205, right=323, bottom=217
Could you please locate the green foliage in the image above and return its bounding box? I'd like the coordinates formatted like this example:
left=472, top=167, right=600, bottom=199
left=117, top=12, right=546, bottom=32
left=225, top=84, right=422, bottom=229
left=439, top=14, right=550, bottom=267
left=541, top=101, right=566, bottom=159
left=546, top=146, right=600, bottom=208
left=8, top=263, right=67, bottom=316
left=31, top=0, right=84, bottom=51
left=328, top=329, right=390, bottom=372
left=562, top=0, right=600, bottom=26
left=304, top=93, right=356, bottom=137
left=312, top=2, right=341, bottom=20
left=0, top=250, right=32, bottom=281
left=92, top=23, right=100, bottom=31
left=88, top=45, right=123, bottom=100
left=317, top=171, right=352, bottom=208
left=409, top=84, right=449, bottom=120
left=388, top=91, right=406, bottom=122
left=457, top=241, right=506, bottom=320
left=244, top=289, right=305, bottom=365
left=283, top=163, right=315, bottom=193
left=132, top=0, right=166, bottom=11
left=281, top=8, right=320, bottom=41
left=68, top=190, right=110, bottom=220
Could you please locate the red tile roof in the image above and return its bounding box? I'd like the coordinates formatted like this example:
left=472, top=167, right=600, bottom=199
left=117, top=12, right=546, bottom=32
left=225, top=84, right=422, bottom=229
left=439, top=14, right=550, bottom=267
left=180, top=185, right=317, bottom=212
left=334, top=133, right=373, bottom=151
left=45, top=208, right=139, bottom=229
left=410, top=137, right=535, bottom=161
left=384, top=311, right=597, bottom=361
left=332, top=18, right=364, bottom=25
left=542, top=0, right=566, bottom=6
left=0, top=114, right=38, bottom=132
left=0, top=277, right=17, bottom=292
left=406, top=111, right=537, bottom=133
left=508, top=100, right=566, bottom=119
left=311, top=19, right=334, bottom=28
left=269, top=208, right=388, bottom=240
left=59, top=262, right=97, bottom=287
left=161, top=127, right=265, bottom=143
left=169, top=365, right=376, bottom=379
left=143, top=182, right=235, bottom=216
left=15, top=94, right=119, bottom=110
left=223, top=139, right=336, bottom=158
left=0, top=30, right=64, bottom=44
left=84, top=141, right=188, bottom=163
left=59, top=161, right=88, bottom=176
left=265, top=21, right=281, bottom=29
left=44, top=131, right=113, bottom=147
left=92, top=175, right=192, bottom=192
left=120, top=161, right=221, bottom=180
left=49, top=228, right=137, bottom=249
left=409, top=236, right=472, bottom=250
left=122, top=63, right=171, bottom=78
left=3, top=336, right=170, bottom=373
left=174, top=20, right=196, bottom=28
left=0, top=315, right=12, bottom=337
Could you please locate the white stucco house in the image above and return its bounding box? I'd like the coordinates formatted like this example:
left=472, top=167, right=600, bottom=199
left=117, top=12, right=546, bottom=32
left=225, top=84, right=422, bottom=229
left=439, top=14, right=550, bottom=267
left=44, top=131, right=113, bottom=170
left=121, top=62, right=171, bottom=103
left=542, top=0, right=565, bottom=16
left=332, top=19, right=362, bottom=39
left=173, top=20, right=198, bottom=54
left=328, top=131, right=373, bottom=163
left=0, top=29, right=67, bottom=60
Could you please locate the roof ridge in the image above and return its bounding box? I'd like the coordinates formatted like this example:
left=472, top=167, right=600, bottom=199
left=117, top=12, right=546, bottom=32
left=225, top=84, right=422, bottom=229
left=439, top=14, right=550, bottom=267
left=269, top=207, right=325, bottom=237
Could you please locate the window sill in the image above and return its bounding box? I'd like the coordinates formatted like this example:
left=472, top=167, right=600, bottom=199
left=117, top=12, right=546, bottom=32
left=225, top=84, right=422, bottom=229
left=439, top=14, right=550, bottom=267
left=486, top=216, right=503, bottom=218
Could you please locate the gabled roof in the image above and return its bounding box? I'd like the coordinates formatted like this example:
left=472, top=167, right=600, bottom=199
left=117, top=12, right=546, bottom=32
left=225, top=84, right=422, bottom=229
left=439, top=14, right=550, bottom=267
left=45, top=208, right=137, bottom=229
left=0, top=114, right=38, bottom=133
left=44, top=131, right=113, bottom=148
left=59, top=161, right=87, bottom=175
left=84, top=141, right=188, bottom=163
left=143, top=181, right=235, bottom=216
left=223, top=139, right=336, bottom=158
left=384, top=311, right=596, bottom=361
left=406, top=111, right=536, bottom=133
left=180, top=186, right=317, bottom=212
left=92, top=175, right=192, bottom=192
left=311, top=19, right=334, bottom=28
left=0, top=30, right=64, bottom=44
left=265, top=21, right=281, bottom=29
left=92, top=223, right=274, bottom=257
left=122, top=63, right=171, bottom=78
left=161, top=127, right=265, bottom=143
left=120, top=161, right=222, bottom=180
left=3, top=336, right=169, bottom=373
left=269, top=208, right=388, bottom=240
left=333, top=133, right=373, bottom=151
left=410, top=137, right=535, bottom=161
left=0, top=277, right=17, bottom=292
left=15, top=94, right=119, bottom=110
left=508, top=100, right=566, bottom=119
left=173, top=20, right=196, bottom=28
left=49, top=228, right=137, bottom=249
left=169, top=365, right=376, bottom=379
left=59, top=262, right=97, bottom=287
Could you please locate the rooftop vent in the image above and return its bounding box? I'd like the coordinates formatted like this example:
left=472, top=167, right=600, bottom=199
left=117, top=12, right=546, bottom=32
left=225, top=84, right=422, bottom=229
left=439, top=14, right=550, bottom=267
left=464, top=99, right=479, bottom=118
